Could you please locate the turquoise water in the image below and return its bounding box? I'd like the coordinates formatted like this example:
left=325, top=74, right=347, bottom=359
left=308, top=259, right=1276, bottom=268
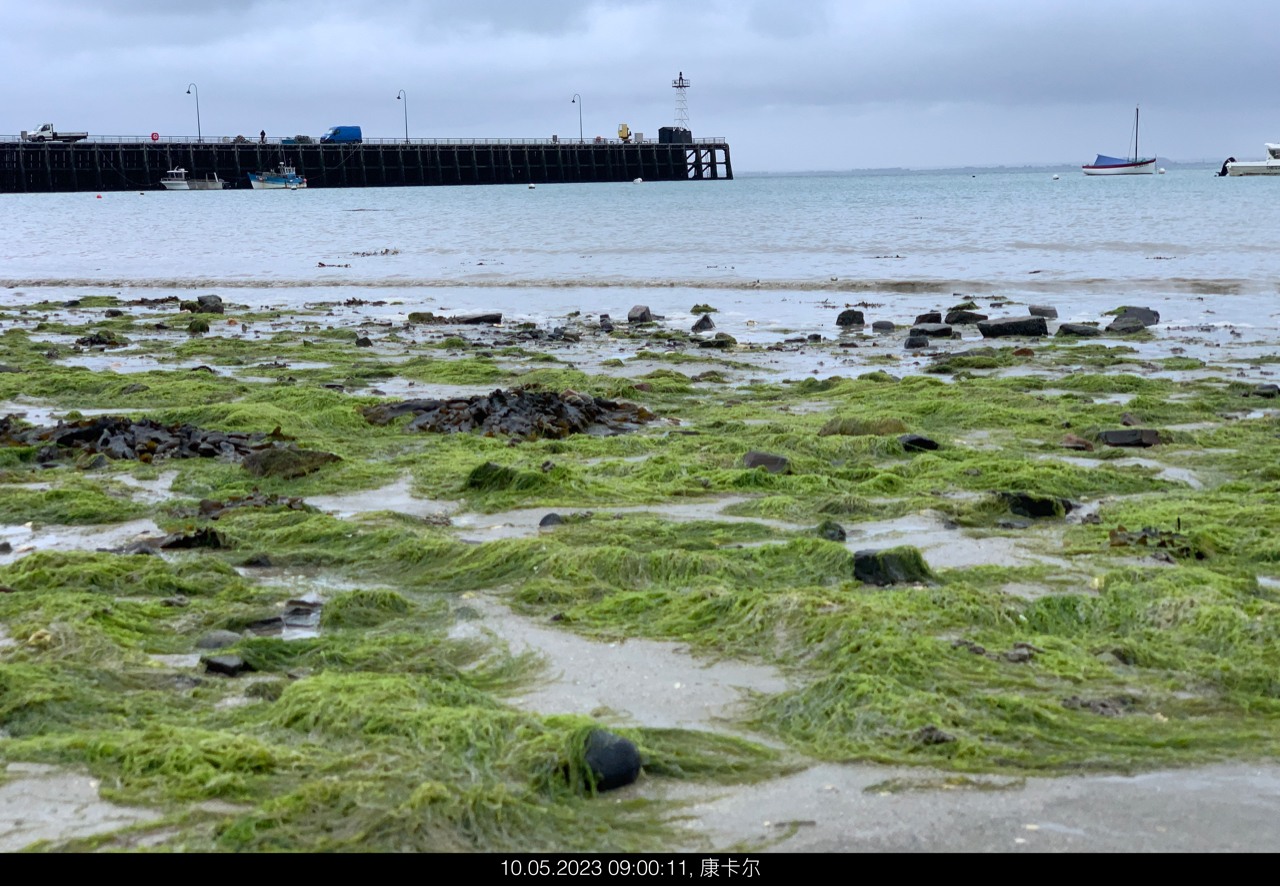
left=2, top=171, right=1278, bottom=337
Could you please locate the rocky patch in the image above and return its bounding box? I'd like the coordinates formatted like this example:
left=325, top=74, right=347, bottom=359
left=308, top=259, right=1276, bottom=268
left=362, top=387, right=656, bottom=441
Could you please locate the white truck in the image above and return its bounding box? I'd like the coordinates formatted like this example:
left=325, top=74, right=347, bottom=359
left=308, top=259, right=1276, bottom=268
left=23, top=123, right=89, bottom=143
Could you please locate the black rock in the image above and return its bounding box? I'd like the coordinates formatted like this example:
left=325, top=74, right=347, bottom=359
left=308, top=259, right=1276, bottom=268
left=201, top=654, right=252, bottom=677
left=1056, top=323, right=1102, bottom=338
left=910, top=323, right=953, bottom=338
left=854, top=547, right=935, bottom=586
left=899, top=434, right=939, bottom=452
left=836, top=309, right=865, bottom=328
left=944, top=310, right=988, bottom=325
left=355, top=336, right=373, bottom=347
left=196, top=294, right=225, bottom=314
left=1106, top=316, right=1149, bottom=335
left=1028, top=305, right=1059, bottom=319
left=872, top=321, right=896, bottom=333
left=539, top=513, right=565, bottom=528
left=978, top=316, right=1048, bottom=338
left=692, top=314, right=715, bottom=333
left=914, top=312, right=942, bottom=325
left=1100, top=429, right=1162, bottom=448
left=1000, top=491, right=1074, bottom=519
left=744, top=451, right=790, bottom=474
left=698, top=333, right=737, bottom=349
left=904, top=336, right=930, bottom=350
left=817, top=520, right=847, bottom=542
left=1114, top=306, right=1160, bottom=327
left=453, top=313, right=503, bottom=325
left=583, top=729, right=642, bottom=792
left=1251, top=384, right=1280, bottom=399
left=628, top=305, right=653, bottom=324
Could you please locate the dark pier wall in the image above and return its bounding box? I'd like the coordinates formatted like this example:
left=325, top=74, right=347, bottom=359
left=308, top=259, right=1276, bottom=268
left=0, top=140, right=732, bottom=193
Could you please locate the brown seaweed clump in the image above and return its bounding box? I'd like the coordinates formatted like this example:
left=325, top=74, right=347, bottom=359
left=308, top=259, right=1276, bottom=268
left=361, top=387, right=657, bottom=441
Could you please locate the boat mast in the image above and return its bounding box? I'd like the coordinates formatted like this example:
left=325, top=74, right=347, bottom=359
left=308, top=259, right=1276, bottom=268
left=1134, top=105, right=1139, bottom=162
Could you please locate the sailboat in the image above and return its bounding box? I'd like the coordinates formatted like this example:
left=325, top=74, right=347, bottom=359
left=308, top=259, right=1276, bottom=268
left=1083, top=106, right=1157, bottom=176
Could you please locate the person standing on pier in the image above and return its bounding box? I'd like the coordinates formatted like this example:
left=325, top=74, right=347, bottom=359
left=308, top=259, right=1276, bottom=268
left=259, top=130, right=266, bottom=144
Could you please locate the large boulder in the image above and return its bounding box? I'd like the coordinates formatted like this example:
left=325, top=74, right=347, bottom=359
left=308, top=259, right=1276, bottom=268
left=914, top=312, right=942, bottom=325
left=978, top=316, right=1048, bottom=338
left=1113, top=306, right=1160, bottom=327
left=692, top=314, right=715, bottom=333
left=837, top=309, right=865, bottom=328
left=628, top=305, right=653, bottom=324
left=1106, top=316, right=1149, bottom=335
left=1028, top=305, right=1059, bottom=319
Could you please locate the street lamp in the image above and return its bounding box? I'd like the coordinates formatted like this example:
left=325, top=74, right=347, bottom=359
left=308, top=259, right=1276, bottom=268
left=185, top=83, right=202, bottom=143
left=571, top=93, right=582, bottom=143
left=396, top=89, right=408, bottom=144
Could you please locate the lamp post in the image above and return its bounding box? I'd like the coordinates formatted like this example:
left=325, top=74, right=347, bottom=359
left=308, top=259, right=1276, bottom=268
left=396, top=89, right=408, bottom=144
left=571, top=93, right=582, bottom=143
left=185, top=83, right=202, bottom=143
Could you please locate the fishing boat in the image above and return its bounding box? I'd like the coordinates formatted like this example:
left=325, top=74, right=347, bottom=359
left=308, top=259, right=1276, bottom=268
left=248, top=162, right=307, bottom=190
left=1083, top=106, right=1157, bottom=176
left=160, top=168, right=225, bottom=190
left=1225, top=144, right=1280, bottom=176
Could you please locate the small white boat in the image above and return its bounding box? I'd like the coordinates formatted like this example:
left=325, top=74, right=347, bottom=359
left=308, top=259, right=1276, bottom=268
left=248, top=162, right=307, bottom=190
left=160, top=168, right=225, bottom=190
left=1083, top=106, right=1156, bottom=176
left=1226, top=144, right=1280, bottom=176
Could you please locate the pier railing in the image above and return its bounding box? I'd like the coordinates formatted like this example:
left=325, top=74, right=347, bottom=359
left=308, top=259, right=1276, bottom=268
left=0, top=135, right=728, bottom=147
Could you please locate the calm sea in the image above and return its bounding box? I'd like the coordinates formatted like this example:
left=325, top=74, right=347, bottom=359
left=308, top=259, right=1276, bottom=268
left=2, top=171, right=1278, bottom=339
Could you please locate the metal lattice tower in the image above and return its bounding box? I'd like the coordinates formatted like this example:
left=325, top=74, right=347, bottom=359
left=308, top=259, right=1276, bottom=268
left=672, top=71, right=691, bottom=129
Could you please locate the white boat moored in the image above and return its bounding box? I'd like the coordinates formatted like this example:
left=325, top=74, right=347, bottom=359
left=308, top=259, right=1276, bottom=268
left=160, top=168, right=225, bottom=191
left=1226, top=144, right=1280, bottom=176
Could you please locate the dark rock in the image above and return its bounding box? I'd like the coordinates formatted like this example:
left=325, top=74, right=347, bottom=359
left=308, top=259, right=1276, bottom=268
left=910, top=323, right=953, bottom=338
left=698, top=333, right=737, bottom=349
left=836, top=309, right=865, bottom=328
left=363, top=388, right=655, bottom=441
left=977, top=316, right=1048, bottom=338
left=1060, top=434, right=1094, bottom=452
left=159, top=527, right=226, bottom=550
left=692, top=314, right=715, bottom=333
left=355, top=336, right=373, bottom=347
left=246, top=616, right=285, bottom=634
left=944, top=310, right=988, bottom=325
left=899, top=434, right=939, bottom=452
left=196, top=630, right=244, bottom=650
left=196, top=294, right=225, bottom=314
left=104, top=308, right=125, bottom=318
left=1000, top=491, right=1074, bottom=519
left=914, top=312, right=942, bottom=325
left=1114, top=306, right=1160, bottom=327
left=598, top=314, right=614, bottom=333
left=1250, top=384, right=1279, bottom=399
left=1056, top=323, right=1102, bottom=338
left=407, top=311, right=443, bottom=324
left=1106, top=316, right=1149, bottom=335
left=539, top=513, right=565, bottom=528
left=628, top=305, right=653, bottom=324
left=75, top=330, right=129, bottom=349
left=816, top=520, right=847, bottom=543
left=872, top=321, right=896, bottom=333
left=1028, top=305, right=1059, bottom=319
left=904, top=336, right=930, bottom=350
left=744, top=451, right=790, bottom=474
left=242, top=446, right=342, bottom=479
left=913, top=725, right=956, bottom=746
left=1100, top=429, right=1162, bottom=448
left=854, top=547, right=935, bottom=586
left=807, top=333, right=822, bottom=343
left=583, top=729, right=642, bottom=792
left=0, top=542, right=11, bottom=554
left=454, top=313, right=503, bottom=325
left=201, top=655, right=252, bottom=677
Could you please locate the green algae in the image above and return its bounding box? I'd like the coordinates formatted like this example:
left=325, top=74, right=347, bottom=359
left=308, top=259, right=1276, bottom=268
left=0, top=484, right=148, bottom=525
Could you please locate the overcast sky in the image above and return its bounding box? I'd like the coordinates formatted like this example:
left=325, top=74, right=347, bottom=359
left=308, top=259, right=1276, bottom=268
left=5, top=0, right=1278, bottom=170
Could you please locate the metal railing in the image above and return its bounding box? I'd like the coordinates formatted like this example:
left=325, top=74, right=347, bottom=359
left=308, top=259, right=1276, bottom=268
left=2, top=134, right=728, bottom=147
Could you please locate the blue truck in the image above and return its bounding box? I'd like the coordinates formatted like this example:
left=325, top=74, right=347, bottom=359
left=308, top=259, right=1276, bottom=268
left=320, top=125, right=363, bottom=144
